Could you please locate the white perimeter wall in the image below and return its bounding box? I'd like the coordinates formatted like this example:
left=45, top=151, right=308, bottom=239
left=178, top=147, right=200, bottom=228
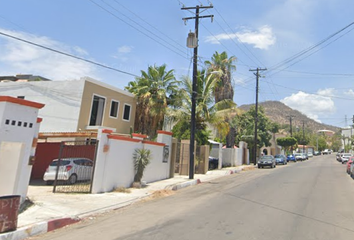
left=0, top=80, right=84, bottom=132
left=0, top=101, right=41, bottom=202
left=91, top=130, right=172, bottom=193
left=222, top=148, right=245, bottom=167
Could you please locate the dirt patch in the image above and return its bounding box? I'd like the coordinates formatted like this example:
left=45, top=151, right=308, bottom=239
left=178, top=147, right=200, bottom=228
left=113, top=187, right=132, bottom=194
left=141, top=190, right=175, bottom=202
left=242, top=166, right=256, bottom=171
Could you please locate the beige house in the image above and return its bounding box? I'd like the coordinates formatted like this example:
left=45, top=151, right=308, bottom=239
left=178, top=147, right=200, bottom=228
left=261, top=133, right=286, bottom=156
left=0, top=76, right=136, bottom=134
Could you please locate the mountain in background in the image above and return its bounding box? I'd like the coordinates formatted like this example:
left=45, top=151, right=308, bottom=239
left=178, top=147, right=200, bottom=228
left=239, top=101, right=340, bottom=133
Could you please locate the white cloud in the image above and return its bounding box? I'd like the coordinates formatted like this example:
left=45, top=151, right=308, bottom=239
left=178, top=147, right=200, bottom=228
left=344, top=89, right=354, bottom=97
left=205, top=25, right=276, bottom=50
left=317, top=88, right=335, bottom=96
left=281, top=91, right=335, bottom=122
left=0, top=28, right=97, bottom=80
left=118, top=45, right=133, bottom=53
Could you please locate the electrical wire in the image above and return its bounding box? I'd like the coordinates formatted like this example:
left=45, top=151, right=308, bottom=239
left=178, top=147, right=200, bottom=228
left=267, top=21, right=354, bottom=75
left=0, top=31, right=140, bottom=78
left=89, top=0, right=190, bottom=60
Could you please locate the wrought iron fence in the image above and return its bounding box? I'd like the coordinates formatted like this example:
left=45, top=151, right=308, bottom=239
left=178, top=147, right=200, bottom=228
left=52, top=140, right=98, bottom=193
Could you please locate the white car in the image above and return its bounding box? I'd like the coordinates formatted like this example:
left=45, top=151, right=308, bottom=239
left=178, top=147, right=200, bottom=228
left=340, top=153, right=352, bottom=164
left=43, top=158, right=94, bottom=185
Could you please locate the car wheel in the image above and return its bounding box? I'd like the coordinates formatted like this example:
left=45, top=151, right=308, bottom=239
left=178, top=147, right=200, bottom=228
left=45, top=181, right=54, bottom=185
left=68, top=174, right=77, bottom=185
left=274, top=164, right=276, bottom=168
left=258, top=165, right=261, bottom=169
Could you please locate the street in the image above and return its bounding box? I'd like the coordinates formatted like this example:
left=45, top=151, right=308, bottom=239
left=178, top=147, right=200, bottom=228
left=31, top=154, right=354, bottom=240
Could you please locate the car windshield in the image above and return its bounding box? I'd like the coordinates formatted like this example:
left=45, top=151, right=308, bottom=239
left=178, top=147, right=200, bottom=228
left=260, top=156, right=273, bottom=160
left=50, top=160, right=71, bottom=166
left=274, top=155, right=282, bottom=158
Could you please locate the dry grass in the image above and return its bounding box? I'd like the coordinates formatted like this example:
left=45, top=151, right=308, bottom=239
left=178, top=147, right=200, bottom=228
left=242, top=166, right=256, bottom=171
left=141, top=190, right=175, bottom=202
left=114, top=187, right=131, bottom=193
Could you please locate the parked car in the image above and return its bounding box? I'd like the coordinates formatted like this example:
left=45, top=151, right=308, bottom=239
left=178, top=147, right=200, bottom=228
left=340, top=153, right=352, bottom=164
left=274, top=154, right=287, bottom=165
left=258, top=155, right=276, bottom=168
left=301, top=153, right=309, bottom=160
left=322, top=149, right=329, bottom=155
left=314, top=151, right=321, bottom=156
left=349, top=161, right=354, bottom=178
left=43, top=158, right=94, bottom=185
left=307, top=152, right=313, bottom=158
left=287, top=154, right=296, bottom=162
left=294, top=153, right=304, bottom=161
left=346, top=157, right=354, bottom=174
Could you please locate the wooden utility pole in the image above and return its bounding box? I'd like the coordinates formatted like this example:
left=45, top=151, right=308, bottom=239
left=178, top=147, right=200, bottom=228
left=249, top=68, right=267, bottom=165
left=182, top=5, right=213, bottom=179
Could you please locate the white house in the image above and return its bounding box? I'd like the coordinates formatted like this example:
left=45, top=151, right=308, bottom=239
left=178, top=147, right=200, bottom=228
left=0, top=77, right=136, bottom=134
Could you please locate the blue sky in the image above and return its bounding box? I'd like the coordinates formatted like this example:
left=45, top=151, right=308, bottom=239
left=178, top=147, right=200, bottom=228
left=1, top=0, right=354, bottom=128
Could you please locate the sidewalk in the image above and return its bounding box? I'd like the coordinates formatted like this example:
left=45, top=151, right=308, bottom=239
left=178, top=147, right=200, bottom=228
left=0, top=165, right=254, bottom=240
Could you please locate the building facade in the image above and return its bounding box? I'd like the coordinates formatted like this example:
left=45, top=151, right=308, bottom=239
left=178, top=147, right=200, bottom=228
left=0, top=77, right=136, bottom=134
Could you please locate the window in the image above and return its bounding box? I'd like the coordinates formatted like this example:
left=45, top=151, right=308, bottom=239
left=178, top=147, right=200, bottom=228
left=17, top=96, right=25, bottom=99
left=18, top=121, right=22, bottom=127
left=123, top=104, right=131, bottom=121
left=89, top=95, right=106, bottom=126
left=110, top=100, right=119, bottom=118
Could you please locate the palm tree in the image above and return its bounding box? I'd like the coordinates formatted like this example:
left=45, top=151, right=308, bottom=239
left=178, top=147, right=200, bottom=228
left=205, top=51, right=236, bottom=103
left=205, top=51, right=237, bottom=147
left=125, top=64, right=180, bottom=138
left=169, top=69, right=237, bottom=145
left=133, top=148, right=151, bottom=186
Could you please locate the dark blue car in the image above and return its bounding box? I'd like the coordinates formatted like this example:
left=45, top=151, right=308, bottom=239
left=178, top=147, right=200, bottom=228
left=274, top=154, right=287, bottom=165
left=287, top=154, right=296, bottom=162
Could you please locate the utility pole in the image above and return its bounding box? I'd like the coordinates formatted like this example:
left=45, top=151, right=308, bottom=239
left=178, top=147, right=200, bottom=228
left=302, top=120, right=305, bottom=154
left=182, top=5, right=213, bottom=179
left=249, top=68, right=267, bottom=165
left=287, top=115, right=295, bottom=153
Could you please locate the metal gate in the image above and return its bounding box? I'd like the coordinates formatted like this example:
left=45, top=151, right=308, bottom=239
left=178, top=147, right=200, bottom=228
left=51, top=140, right=98, bottom=193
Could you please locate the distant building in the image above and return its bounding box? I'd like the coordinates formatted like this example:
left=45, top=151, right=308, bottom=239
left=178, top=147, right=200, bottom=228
left=0, top=74, right=50, bottom=82
left=0, top=77, right=136, bottom=134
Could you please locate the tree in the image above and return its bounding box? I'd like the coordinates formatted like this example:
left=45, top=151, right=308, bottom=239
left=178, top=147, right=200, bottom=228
left=276, top=137, right=297, bottom=153
left=125, top=64, right=180, bottom=138
left=170, top=69, right=236, bottom=145
left=205, top=51, right=237, bottom=148
left=234, top=106, right=272, bottom=160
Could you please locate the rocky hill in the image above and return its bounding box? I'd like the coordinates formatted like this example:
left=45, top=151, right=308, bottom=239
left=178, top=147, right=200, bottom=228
left=239, top=101, right=340, bottom=133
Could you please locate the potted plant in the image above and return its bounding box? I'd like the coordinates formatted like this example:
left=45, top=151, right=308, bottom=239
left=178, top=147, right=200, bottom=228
left=132, top=148, right=151, bottom=188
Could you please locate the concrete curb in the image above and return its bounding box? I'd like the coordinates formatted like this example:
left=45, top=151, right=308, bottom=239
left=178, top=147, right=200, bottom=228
left=171, top=179, right=201, bottom=191
left=0, top=217, right=79, bottom=240
left=0, top=165, right=254, bottom=240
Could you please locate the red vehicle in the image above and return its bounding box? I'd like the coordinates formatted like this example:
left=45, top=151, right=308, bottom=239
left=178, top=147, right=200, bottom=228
left=346, top=156, right=354, bottom=174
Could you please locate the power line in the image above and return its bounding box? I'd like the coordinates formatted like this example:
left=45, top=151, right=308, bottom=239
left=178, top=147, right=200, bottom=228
left=267, top=21, right=354, bottom=75
left=89, top=0, right=190, bottom=60
left=113, top=0, right=188, bottom=52
left=211, top=4, right=266, bottom=67
left=0, top=31, right=140, bottom=78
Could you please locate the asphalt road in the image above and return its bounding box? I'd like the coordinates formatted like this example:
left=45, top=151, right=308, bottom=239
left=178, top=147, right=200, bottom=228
left=31, top=154, right=354, bottom=240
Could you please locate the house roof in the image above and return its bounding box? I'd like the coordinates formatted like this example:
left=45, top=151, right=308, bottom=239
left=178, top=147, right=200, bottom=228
left=81, top=77, right=135, bottom=98
left=0, top=96, right=45, bottom=109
